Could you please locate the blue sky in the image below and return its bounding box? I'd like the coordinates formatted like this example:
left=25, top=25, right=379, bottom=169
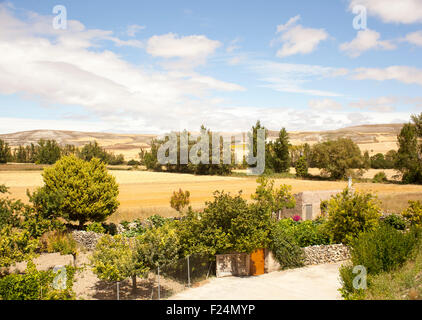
left=0, top=0, right=422, bottom=133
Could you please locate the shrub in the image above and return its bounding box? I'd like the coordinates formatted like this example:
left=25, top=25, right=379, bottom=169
left=325, top=188, right=381, bottom=244
left=36, top=155, right=120, bottom=227
left=372, top=171, right=388, bottom=183
left=42, top=231, right=77, bottom=256
left=86, top=222, right=106, bottom=234
left=102, top=222, right=118, bottom=235
left=338, top=264, right=366, bottom=300
left=0, top=261, right=75, bottom=300
left=382, top=214, right=407, bottom=231
left=0, top=226, right=39, bottom=268
left=91, top=235, right=146, bottom=290
left=170, top=189, right=190, bottom=213
left=269, top=223, right=304, bottom=270
left=137, top=222, right=181, bottom=269
left=127, top=159, right=140, bottom=166
left=402, top=201, right=422, bottom=227
left=0, top=185, right=26, bottom=229
left=349, top=225, right=420, bottom=275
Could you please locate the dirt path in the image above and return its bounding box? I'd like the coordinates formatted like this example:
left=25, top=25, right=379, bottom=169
left=169, top=263, right=344, bottom=300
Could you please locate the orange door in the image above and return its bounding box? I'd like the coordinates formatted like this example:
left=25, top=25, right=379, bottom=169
left=250, top=249, right=265, bottom=276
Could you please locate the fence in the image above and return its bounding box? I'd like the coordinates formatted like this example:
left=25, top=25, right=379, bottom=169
left=103, top=253, right=215, bottom=300
left=151, top=253, right=215, bottom=300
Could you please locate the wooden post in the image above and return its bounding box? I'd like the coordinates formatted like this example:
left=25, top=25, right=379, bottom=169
left=187, top=256, right=191, bottom=287
left=116, top=281, right=120, bottom=301
left=157, top=267, right=160, bottom=300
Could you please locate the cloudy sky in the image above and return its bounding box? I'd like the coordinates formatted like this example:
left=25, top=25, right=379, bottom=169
left=0, top=0, right=421, bottom=134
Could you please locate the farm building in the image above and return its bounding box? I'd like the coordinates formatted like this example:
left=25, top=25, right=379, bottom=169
left=278, top=190, right=343, bottom=220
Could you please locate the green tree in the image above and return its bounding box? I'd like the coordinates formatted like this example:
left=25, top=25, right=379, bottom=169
left=395, top=117, right=422, bottom=183
left=0, top=139, right=12, bottom=164
left=402, top=201, right=422, bottom=227
left=91, top=235, right=146, bottom=290
left=325, top=188, right=381, bottom=244
left=271, top=128, right=290, bottom=173
left=312, top=138, right=364, bottom=179
left=36, top=155, right=119, bottom=227
left=34, top=139, right=61, bottom=165
left=295, top=156, right=308, bottom=178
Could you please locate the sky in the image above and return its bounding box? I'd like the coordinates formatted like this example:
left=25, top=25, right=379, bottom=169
left=0, top=0, right=422, bottom=134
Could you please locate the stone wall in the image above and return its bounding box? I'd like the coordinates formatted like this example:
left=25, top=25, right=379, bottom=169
left=216, top=253, right=250, bottom=278
left=303, top=244, right=350, bottom=265
left=72, top=231, right=103, bottom=251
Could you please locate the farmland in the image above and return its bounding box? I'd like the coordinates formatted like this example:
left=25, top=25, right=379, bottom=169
left=1, top=167, right=422, bottom=223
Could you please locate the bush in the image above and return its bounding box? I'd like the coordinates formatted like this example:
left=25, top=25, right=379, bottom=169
left=127, top=159, right=140, bottom=166
left=0, top=226, right=39, bottom=268
left=382, top=214, right=407, bottom=230
left=269, top=222, right=304, bottom=269
left=402, top=201, right=422, bottom=227
left=276, top=218, right=331, bottom=248
left=372, top=171, right=388, bottom=183
left=42, top=231, right=77, bottom=256
left=0, top=261, right=75, bottom=300
left=86, top=222, right=106, bottom=234
left=325, top=188, right=381, bottom=244
left=90, top=235, right=146, bottom=289
left=349, top=225, right=420, bottom=275
left=137, top=222, right=181, bottom=269
left=36, top=155, right=120, bottom=227
left=170, top=189, right=190, bottom=213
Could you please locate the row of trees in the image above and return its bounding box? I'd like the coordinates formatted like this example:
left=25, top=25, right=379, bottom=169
left=0, top=139, right=125, bottom=165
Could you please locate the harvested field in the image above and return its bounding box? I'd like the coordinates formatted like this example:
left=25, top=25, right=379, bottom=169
left=1, top=169, right=422, bottom=222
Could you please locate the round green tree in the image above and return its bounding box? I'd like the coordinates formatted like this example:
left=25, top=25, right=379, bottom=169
left=39, top=155, right=119, bottom=227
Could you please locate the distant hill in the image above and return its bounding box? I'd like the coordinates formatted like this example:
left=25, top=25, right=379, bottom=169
left=0, top=123, right=403, bottom=160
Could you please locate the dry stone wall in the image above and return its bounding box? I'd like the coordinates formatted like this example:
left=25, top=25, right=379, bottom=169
left=72, top=231, right=103, bottom=251
left=303, top=244, right=350, bottom=265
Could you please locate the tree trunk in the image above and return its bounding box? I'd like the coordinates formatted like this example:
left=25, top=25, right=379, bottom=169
left=131, top=275, right=137, bottom=291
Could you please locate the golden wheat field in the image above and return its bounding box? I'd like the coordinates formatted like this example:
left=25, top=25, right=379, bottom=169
left=1, top=167, right=422, bottom=222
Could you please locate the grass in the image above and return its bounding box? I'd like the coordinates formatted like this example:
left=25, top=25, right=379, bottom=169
left=364, top=243, right=422, bottom=300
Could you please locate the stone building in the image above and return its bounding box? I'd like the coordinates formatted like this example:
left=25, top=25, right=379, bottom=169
left=278, top=190, right=343, bottom=221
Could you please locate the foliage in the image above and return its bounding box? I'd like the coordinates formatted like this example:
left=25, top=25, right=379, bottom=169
left=269, top=222, right=304, bottom=270
left=382, top=214, right=407, bottom=231
left=0, top=139, right=12, bottom=164
left=127, top=159, right=140, bottom=166
left=370, top=152, right=395, bottom=169
left=325, top=188, right=381, bottom=244
left=295, top=156, right=308, bottom=178
left=77, top=141, right=124, bottom=165
left=395, top=114, right=422, bottom=184
left=170, top=189, right=190, bottom=213
left=34, top=139, right=61, bottom=165
left=0, top=226, right=39, bottom=268
left=177, top=189, right=275, bottom=256
left=372, top=171, right=388, bottom=183
left=86, top=222, right=106, bottom=234
left=0, top=261, right=75, bottom=300
left=42, top=231, right=77, bottom=256
left=37, top=155, right=119, bottom=227
left=402, top=200, right=422, bottom=227
left=140, top=126, right=233, bottom=175
left=251, top=176, right=296, bottom=213
left=91, top=235, right=146, bottom=285
left=349, top=225, right=420, bottom=275
left=277, top=218, right=331, bottom=247
left=311, top=138, right=364, bottom=179
left=269, top=128, right=291, bottom=173
left=136, top=222, right=181, bottom=269
left=0, top=185, right=23, bottom=229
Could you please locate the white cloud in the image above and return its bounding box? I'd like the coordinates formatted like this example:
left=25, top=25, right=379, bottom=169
left=146, top=33, right=221, bottom=67
left=0, top=4, right=244, bottom=133
left=273, top=15, right=329, bottom=58
left=352, top=66, right=422, bottom=86
left=348, top=0, right=422, bottom=24
left=404, top=30, right=422, bottom=46
left=340, top=29, right=396, bottom=57
left=349, top=97, right=398, bottom=112
left=251, top=61, right=345, bottom=97
left=309, top=99, right=342, bottom=111
left=127, top=24, right=145, bottom=37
